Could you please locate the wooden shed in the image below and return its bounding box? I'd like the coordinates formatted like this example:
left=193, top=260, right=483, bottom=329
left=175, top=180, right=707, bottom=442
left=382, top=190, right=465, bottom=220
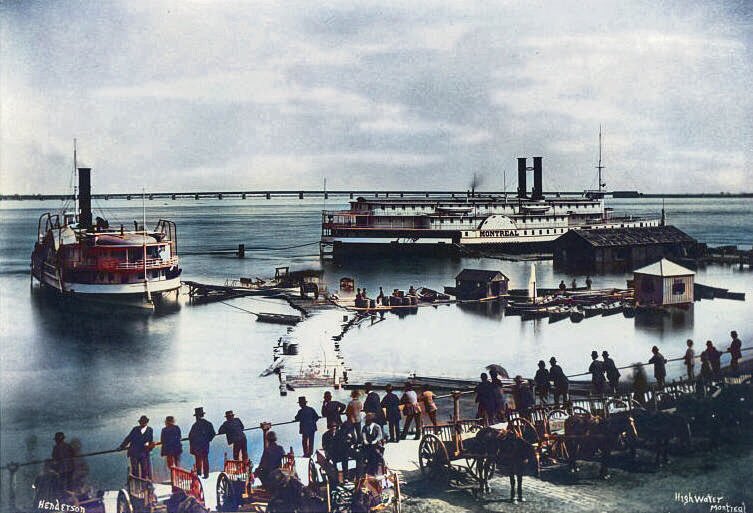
left=553, top=226, right=697, bottom=272
left=446, top=269, right=509, bottom=300
left=633, top=258, right=695, bottom=306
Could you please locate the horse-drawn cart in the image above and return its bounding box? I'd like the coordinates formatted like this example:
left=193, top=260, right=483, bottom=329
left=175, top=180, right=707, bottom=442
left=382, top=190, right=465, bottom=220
left=116, top=466, right=206, bottom=513
left=215, top=450, right=298, bottom=512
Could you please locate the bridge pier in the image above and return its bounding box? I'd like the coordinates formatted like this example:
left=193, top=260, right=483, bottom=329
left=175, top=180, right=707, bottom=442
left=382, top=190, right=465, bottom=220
left=299, top=192, right=304, bottom=199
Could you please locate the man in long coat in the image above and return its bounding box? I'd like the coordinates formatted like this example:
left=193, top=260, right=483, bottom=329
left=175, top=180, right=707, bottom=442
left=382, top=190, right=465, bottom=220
left=188, top=407, right=215, bottom=478
left=119, top=415, right=154, bottom=478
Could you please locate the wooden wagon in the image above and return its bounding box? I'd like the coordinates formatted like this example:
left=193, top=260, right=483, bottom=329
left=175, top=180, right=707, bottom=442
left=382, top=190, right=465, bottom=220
left=215, top=449, right=297, bottom=512
left=116, top=466, right=205, bottom=513
left=308, top=449, right=401, bottom=513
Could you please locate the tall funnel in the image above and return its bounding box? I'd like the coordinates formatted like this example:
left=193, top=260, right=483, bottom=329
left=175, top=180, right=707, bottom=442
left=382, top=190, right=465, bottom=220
left=517, top=158, right=527, bottom=199
left=78, top=168, right=92, bottom=229
left=532, top=157, right=543, bottom=200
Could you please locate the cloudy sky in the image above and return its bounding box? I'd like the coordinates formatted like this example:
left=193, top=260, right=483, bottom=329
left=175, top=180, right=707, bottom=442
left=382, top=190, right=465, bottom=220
left=2, top=0, right=751, bottom=194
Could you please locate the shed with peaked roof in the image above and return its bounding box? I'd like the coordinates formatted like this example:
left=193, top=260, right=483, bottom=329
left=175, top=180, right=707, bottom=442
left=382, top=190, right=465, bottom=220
left=634, top=258, right=695, bottom=306
left=449, top=269, right=509, bottom=300
left=553, top=226, right=698, bottom=272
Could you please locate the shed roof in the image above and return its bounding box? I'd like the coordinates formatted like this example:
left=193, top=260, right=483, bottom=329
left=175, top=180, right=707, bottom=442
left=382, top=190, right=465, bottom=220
left=455, top=269, right=509, bottom=282
left=634, top=258, right=695, bottom=277
left=559, top=225, right=695, bottom=248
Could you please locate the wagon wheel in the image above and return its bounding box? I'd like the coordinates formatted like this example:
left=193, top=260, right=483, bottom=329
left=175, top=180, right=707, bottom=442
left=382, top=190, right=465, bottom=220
left=308, top=458, right=331, bottom=512
left=508, top=417, right=540, bottom=445
left=116, top=490, right=133, bottom=513
left=466, top=456, right=495, bottom=496
left=418, top=434, right=450, bottom=483
left=216, top=473, right=238, bottom=512
left=605, top=398, right=630, bottom=415
left=570, top=405, right=592, bottom=417
left=331, top=484, right=354, bottom=513
left=392, top=471, right=402, bottom=513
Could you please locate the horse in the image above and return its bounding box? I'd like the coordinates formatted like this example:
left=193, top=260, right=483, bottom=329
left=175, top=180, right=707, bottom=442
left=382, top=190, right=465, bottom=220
left=265, top=469, right=328, bottom=513
left=612, top=410, right=691, bottom=465
left=563, top=413, right=638, bottom=478
left=164, top=489, right=209, bottom=513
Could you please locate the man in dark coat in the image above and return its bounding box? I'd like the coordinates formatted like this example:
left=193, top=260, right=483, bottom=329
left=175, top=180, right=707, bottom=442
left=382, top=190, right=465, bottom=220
left=702, top=340, right=722, bottom=378
left=380, top=384, right=401, bottom=443
left=602, top=351, right=620, bottom=394
left=728, top=331, right=743, bottom=375
left=512, top=376, right=534, bottom=417
left=490, top=370, right=507, bottom=421
left=363, top=383, right=386, bottom=430
left=588, top=351, right=606, bottom=395
left=295, top=396, right=320, bottom=457
left=649, top=346, right=668, bottom=388
left=255, top=431, right=287, bottom=488
left=160, top=416, right=182, bottom=469
left=549, top=357, right=569, bottom=407
left=188, top=407, right=215, bottom=478
left=321, top=391, right=346, bottom=427
left=475, top=373, right=496, bottom=425
left=218, top=410, right=248, bottom=462
left=533, top=361, right=550, bottom=404
left=51, top=432, right=75, bottom=491
left=118, top=415, right=154, bottom=478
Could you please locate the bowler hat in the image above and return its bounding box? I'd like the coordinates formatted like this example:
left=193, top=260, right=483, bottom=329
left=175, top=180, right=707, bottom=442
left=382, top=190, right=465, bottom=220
left=138, top=415, right=149, bottom=423
left=165, top=416, right=175, bottom=423
left=194, top=407, right=205, bottom=417
left=225, top=410, right=234, bottom=417
left=591, top=351, right=598, bottom=358
left=549, top=357, right=557, bottom=364
left=602, top=351, right=609, bottom=357
left=298, top=396, right=307, bottom=402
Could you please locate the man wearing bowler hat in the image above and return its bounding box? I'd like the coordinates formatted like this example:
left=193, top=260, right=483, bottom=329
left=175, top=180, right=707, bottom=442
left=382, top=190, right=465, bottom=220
left=218, top=410, right=248, bottom=462
left=295, top=396, right=320, bottom=457
left=51, top=432, right=75, bottom=491
left=118, top=415, right=154, bottom=479
left=188, top=407, right=215, bottom=478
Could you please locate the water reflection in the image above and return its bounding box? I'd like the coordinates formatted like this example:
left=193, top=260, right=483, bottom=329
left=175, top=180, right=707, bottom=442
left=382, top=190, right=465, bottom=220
left=634, top=305, right=695, bottom=334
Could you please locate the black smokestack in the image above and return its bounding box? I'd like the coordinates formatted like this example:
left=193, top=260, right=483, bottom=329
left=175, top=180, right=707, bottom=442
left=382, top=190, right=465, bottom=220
left=532, top=157, right=543, bottom=200
left=78, top=168, right=92, bottom=229
left=517, top=158, right=527, bottom=199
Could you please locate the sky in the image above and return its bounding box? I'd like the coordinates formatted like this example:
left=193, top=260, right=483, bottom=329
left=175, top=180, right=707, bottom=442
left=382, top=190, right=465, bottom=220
left=1, top=0, right=752, bottom=194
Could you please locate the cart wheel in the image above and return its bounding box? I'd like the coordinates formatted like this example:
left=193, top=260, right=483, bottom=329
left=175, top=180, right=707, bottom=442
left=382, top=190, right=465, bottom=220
left=392, top=471, right=402, bottom=513
left=116, top=490, right=133, bottom=513
left=216, top=473, right=238, bottom=512
left=508, top=417, right=540, bottom=445
left=418, top=434, right=449, bottom=482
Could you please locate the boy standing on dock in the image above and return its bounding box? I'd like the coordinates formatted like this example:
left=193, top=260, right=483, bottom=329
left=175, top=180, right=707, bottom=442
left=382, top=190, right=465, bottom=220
left=702, top=341, right=722, bottom=378
left=381, top=384, right=401, bottom=443
left=533, top=361, right=550, bottom=404
left=649, top=346, right=668, bottom=388
left=188, top=407, right=215, bottom=479
left=588, top=351, right=606, bottom=395
left=160, top=416, right=182, bottom=469
left=295, top=396, right=320, bottom=457
left=218, top=410, right=248, bottom=462
left=684, top=340, right=696, bottom=380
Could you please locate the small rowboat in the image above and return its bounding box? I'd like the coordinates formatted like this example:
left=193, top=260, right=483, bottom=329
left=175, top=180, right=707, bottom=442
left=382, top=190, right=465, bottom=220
left=570, top=310, right=585, bottom=323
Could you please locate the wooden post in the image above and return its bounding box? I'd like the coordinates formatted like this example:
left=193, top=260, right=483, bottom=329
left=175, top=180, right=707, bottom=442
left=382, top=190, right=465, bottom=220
left=452, top=390, right=462, bottom=457
left=237, top=244, right=245, bottom=258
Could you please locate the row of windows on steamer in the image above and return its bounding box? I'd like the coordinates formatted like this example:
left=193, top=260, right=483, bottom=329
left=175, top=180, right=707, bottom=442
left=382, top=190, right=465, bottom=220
left=361, top=202, right=600, bottom=213
left=464, top=228, right=567, bottom=237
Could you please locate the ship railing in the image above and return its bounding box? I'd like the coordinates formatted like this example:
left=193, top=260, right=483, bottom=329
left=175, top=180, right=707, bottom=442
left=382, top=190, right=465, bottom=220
left=65, top=256, right=179, bottom=271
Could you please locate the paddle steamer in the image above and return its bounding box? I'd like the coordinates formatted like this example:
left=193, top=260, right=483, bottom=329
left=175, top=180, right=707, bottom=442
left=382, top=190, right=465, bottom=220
left=321, top=156, right=660, bottom=257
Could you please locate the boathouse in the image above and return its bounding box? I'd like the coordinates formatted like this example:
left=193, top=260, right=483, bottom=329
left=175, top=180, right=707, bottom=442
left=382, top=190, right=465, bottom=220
left=553, top=226, right=697, bottom=272
left=633, top=258, right=695, bottom=306
left=449, top=269, right=509, bottom=300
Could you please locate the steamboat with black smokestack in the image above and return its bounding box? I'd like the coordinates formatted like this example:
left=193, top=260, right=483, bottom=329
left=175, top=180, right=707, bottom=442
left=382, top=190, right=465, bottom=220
left=321, top=155, right=661, bottom=257
left=31, top=148, right=182, bottom=306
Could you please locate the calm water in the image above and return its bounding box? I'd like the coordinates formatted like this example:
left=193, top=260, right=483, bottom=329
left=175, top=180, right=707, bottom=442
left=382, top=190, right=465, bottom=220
left=0, top=197, right=751, bottom=507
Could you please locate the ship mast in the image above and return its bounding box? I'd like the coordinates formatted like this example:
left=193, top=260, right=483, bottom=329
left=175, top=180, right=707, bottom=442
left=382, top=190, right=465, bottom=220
left=73, top=139, right=78, bottom=218
left=596, top=125, right=606, bottom=192
left=143, top=188, right=152, bottom=303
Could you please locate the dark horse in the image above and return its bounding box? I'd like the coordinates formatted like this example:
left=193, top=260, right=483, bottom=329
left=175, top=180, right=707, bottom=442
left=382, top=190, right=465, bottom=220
left=265, top=469, right=328, bottom=513
left=624, top=410, right=691, bottom=465
left=563, top=413, right=638, bottom=478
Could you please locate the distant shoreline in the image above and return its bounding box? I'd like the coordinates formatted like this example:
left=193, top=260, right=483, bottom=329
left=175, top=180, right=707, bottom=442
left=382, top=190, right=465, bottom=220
left=1, top=190, right=752, bottom=201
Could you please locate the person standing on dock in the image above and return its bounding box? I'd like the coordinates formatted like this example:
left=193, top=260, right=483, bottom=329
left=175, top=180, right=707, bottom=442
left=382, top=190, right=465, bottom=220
left=489, top=370, right=507, bottom=421
left=571, top=278, right=577, bottom=290
left=631, top=364, right=649, bottom=406
left=51, top=432, right=75, bottom=492
left=702, top=340, right=723, bottom=379
left=649, top=346, right=668, bottom=388
left=549, top=357, right=569, bottom=407
left=321, top=391, right=346, bottom=427
left=255, top=431, right=286, bottom=488
left=188, top=407, right=215, bottom=479
left=603, top=351, right=620, bottom=394
left=558, top=281, right=567, bottom=294
left=160, top=416, right=182, bottom=469
left=589, top=351, right=606, bottom=395
left=118, top=415, right=154, bottom=479
left=361, top=413, right=384, bottom=475
left=377, top=287, right=385, bottom=306
left=533, top=361, right=550, bottom=404
left=400, top=383, right=422, bottom=440
left=295, top=396, right=320, bottom=458
left=218, top=410, right=248, bottom=462
left=512, top=376, right=534, bottom=418
left=684, top=340, right=696, bottom=380
left=419, top=385, right=438, bottom=426
left=586, top=276, right=592, bottom=290
left=728, top=331, right=743, bottom=375
left=475, top=373, right=497, bottom=425
left=381, top=384, right=401, bottom=443
left=346, top=390, right=364, bottom=433
left=363, top=383, right=386, bottom=432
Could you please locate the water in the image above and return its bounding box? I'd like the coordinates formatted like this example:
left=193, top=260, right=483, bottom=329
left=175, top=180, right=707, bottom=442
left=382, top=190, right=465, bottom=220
left=0, top=197, right=751, bottom=507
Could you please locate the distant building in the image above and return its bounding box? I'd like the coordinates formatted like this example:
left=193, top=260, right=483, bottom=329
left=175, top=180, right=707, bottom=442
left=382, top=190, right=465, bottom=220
left=446, top=269, right=509, bottom=300
left=553, top=226, right=697, bottom=272
left=633, top=258, right=695, bottom=306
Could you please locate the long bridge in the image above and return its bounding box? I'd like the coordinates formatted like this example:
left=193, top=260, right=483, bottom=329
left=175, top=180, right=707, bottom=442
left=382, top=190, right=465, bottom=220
left=2, top=190, right=751, bottom=201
